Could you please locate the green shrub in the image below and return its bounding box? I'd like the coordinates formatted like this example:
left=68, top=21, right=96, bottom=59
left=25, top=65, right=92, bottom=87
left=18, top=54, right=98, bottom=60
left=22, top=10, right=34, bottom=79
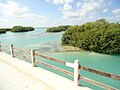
left=0, top=29, right=6, bottom=34
left=11, top=26, right=34, bottom=32
left=62, top=19, right=120, bottom=54
left=46, top=25, right=70, bottom=32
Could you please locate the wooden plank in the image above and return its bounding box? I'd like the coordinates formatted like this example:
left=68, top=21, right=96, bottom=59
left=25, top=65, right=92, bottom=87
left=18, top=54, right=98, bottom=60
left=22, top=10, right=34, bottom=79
left=35, top=52, right=66, bottom=64
left=66, top=62, right=74, bottom=68
left=36, top=60, right=73, bottom=77
left=80, top=76, right=117, bottom=90
left=14, top=53, right=31, bottom=61
left=13, top=47, right=31, bottom=54
left=80, top=65, right=120, bottom=81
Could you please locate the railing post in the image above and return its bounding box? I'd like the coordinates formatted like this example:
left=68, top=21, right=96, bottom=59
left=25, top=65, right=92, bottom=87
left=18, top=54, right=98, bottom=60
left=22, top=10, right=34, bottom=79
left=31, top=49, right=35, bottom=67
left=0, top=42, right=2, bottom=52
left=10, top=44, right=14, bottom=57
left=74, top=59, right=80, bottom=86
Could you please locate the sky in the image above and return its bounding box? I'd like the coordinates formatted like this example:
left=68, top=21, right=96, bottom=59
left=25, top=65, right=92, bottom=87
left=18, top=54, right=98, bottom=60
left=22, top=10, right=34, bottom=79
left=0, top=0, right=120, bottom=28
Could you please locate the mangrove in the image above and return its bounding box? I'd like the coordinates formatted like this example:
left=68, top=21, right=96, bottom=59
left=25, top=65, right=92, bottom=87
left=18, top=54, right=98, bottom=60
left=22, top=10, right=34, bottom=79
left=46, top=25, right=70, bottom=32
left=62, top=19, right=120, bottom=54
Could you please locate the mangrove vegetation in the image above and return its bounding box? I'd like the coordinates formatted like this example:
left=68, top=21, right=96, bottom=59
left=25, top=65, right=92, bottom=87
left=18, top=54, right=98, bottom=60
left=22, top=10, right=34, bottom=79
left=11, top=26, right=34, bottom=32
left=62, top=19, right=120, bottom=54
left=0, top=28, right=11, bottom=34
left=0, top=26, right=34, bottom=34
left=0, top=29, right=7, bottom=34
left=46, top=25, right=70, bottom=32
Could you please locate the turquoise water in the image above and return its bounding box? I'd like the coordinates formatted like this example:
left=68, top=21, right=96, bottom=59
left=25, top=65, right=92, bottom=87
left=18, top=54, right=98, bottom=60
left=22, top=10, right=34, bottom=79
left=0, top=29, right=120, bottom=89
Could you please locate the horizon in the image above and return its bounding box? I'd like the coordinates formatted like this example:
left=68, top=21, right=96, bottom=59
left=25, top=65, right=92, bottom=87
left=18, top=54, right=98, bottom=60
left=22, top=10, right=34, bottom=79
left=0, top=0, right=120, bottom=28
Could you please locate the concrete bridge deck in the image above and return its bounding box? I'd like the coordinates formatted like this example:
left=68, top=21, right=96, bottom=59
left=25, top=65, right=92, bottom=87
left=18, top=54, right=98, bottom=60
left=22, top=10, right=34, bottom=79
left=0, top=52, right=91, bottom=90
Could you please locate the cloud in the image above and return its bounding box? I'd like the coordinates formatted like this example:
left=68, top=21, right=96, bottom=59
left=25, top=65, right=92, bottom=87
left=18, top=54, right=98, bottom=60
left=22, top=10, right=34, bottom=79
left=0, top=1, right=45, bottom=19
left=107, top=8, right=120, bottom=23
left=46, top=0, right=119, bottom=26
left=103, top=8, right=108, bottom=13
left=76, top=2, right=82, bottom=8
left=112, top=8, right=120, bottom=15
left=63, top=4, right=72, bottom=11
left=54, top=0, right=73, bottom=4
left=0, top=0, right=46, bottom=27
left=46, top=0, right=73, bottom=4
left=46, top=0, right=111, bottom=25
left=0, top=1, right=28, bottom=18
left=62, top=11, right=78, bottom=19
left=107, top=15, right=120, bottom=23
left=62, top=0, right=107, bottom=20
left=59, top=0, right=119, bottom=25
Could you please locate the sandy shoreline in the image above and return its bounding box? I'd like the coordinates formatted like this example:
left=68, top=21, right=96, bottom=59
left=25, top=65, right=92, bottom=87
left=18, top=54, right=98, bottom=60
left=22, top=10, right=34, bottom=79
left=62, top=45, right=81, bottom=51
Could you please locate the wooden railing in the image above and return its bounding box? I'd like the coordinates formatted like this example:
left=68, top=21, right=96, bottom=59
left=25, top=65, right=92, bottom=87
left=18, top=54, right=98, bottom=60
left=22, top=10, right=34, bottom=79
left=0, top=43, right=120, bottom=90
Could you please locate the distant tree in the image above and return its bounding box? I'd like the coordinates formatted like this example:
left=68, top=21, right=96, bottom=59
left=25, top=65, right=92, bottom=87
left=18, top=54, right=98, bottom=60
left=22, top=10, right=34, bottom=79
left=46, top=25, right=70, bottom=32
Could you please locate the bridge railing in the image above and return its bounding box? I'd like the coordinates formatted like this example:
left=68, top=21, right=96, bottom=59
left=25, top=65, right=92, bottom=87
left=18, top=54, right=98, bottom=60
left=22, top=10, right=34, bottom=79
left=0, top=43, right=120, bottom=90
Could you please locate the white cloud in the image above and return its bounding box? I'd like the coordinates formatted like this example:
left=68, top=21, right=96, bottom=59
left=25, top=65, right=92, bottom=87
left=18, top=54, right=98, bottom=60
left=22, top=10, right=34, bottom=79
left=62, top=11, right=77, bottom=19
left=76, top=2, right=82, bottom=8
left=112, top=8, right=120, bottom=15
left=78, top=0, right=105, bottom=14
left=46, top=0, right=119, bottom=25
left=0, top=1, right=45, bottom=19
left=46, top=0, right=114, bottom=25
left=103, top=8, right=108, bottom=13
left=62, top=0, right=107, bottom=20
left=107, top=15, right=120, bottom=23
left=0, top=1, right=46, bottom=27
left=0, top=1, right=28, bottom=18
left=63, top=4, right=72, bottom=11
left=49, top=0, right=73, bottom=4
left=107, top=8, right=120, bottom=23
left=59, top=0, right=119, bottom=25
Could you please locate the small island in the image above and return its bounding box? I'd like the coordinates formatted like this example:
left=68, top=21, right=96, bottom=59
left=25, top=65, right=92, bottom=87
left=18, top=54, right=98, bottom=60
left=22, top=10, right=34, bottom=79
left=62, top=19, right=120, bottom=54
left=0, top=28, right=11, bottom=34
left=11, top=26, right=34, bottom=32
left=0, top=26, right=34, bottom=34
left=46, top=25, right=70, bottom=32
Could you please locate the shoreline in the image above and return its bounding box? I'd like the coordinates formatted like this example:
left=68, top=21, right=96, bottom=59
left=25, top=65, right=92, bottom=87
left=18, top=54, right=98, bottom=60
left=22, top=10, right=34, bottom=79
left=62, top=45, right=82, bottom=51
